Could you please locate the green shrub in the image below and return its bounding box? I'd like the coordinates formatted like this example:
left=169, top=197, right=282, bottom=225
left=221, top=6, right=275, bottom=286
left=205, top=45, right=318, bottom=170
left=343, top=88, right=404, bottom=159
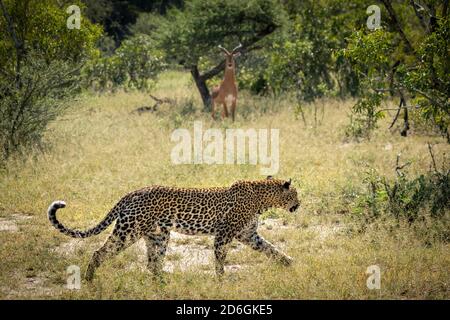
left=83, top=35, right=166, bottom=92
left=352, top=150, right=449, bottom=241
left=0, top=55, right=79, bottom=161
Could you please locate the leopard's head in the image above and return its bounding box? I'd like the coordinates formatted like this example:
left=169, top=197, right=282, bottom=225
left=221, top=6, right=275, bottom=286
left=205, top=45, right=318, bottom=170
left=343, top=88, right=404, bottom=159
left=266, top=176, right=300, bottom=213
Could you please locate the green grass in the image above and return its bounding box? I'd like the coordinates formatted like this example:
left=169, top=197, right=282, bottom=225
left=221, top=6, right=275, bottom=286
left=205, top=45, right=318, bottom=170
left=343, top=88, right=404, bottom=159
left=0, top=70, right=448, bottom=299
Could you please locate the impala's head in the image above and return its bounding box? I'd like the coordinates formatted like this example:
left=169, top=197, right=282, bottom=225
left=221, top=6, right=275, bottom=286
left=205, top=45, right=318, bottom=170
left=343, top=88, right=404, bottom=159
left=218, top=43, right=242, bottom=70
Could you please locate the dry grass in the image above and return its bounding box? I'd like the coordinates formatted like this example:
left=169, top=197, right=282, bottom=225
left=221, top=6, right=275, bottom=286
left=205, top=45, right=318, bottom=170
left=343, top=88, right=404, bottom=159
left=0, top=70, right=448, bottom=299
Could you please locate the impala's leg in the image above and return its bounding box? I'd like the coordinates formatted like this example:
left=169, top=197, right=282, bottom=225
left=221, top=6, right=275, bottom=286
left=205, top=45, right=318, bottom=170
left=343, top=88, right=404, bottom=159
left=222, top=102, right=229, bottom=119
left=211, top=98, right=216, bottom=120
left=231, top=98, right=236, bottom=122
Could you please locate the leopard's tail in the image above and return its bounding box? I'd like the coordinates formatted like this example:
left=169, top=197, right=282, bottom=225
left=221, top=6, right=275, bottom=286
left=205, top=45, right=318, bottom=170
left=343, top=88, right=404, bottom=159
left=47, top=200, right=120, bottom=238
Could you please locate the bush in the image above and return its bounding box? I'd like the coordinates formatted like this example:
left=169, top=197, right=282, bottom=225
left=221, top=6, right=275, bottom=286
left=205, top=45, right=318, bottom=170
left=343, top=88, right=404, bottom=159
left=0, top=55, right=80, bottom=161
left=352, top=149, right=449, bottom=241
left=83, top=35, right=166, bottom=92
left=356, top=168, right=449, bottom=221
left=0, top=0, right=102, bottom=161
left=344, top=92, right=385, bottom=140
left=341, top=7, right=450, bottom=141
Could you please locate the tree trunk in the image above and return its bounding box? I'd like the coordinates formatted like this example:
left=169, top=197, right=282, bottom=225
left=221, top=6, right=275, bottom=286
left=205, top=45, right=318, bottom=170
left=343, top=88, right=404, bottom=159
left=191, top=65, right=212, bottom=111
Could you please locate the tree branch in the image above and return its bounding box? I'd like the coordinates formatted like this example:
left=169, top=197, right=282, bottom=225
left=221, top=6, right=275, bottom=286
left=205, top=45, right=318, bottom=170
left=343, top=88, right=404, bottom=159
left=199, top=44, right=265, bottom=81
left=0, top=0, right=22, bottom=52
left=198, top=23, right=275, bottom=81
left=389, top=94, right=404, bottom=129
left=409, top=0, right=430, bottom=32
left=199, top=60, right=226, bottom=82
left=388, top=60, right=400, bottom=96
left=443, top=0, right=449, bottom=16
left=403, top=86, right=448, bottom=112
left=380, top=0, right=415, bottom=54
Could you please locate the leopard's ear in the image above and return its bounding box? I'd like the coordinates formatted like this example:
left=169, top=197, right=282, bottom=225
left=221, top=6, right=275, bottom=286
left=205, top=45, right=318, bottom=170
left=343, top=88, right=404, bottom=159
left=266, top=176, right=273, bottom=180
left=283, top=179, right=291, bottom=189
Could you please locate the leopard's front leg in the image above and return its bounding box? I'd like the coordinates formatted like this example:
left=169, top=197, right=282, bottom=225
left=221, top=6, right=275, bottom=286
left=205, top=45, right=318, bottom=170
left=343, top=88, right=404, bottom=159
left=237, top=230, right=293, bottom=266
left=213, top=234, right=232, bottom=276
left=144, top=229, right=170, bottom=277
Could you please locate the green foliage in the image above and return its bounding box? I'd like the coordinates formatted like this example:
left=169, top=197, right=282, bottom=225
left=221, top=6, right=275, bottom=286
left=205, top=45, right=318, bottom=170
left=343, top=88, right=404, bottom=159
left=129, top=12, right=167, bottom=37
left=115, top=35, right=166, bottom=90
left=342, top=29, right=394, bottom=74
left=0, top=0, right=102, bottom=160
left=341, top=29, right=394, bottom=138
left=236, top=53, right=269, bottom=95
left=354, top=156, right=449, bottom=224
left=83, top=55, right=125, bottom=91
left=81, top=0, right=184, bottom=44
left=402, top=17, right=450, bottom=136
left=345, top=92, right=385, bottom=139
left=266, top=16, right=332, bottom=101
left=0, top=54, right=80, bottom=161
left=0, top=0, right=101, bottom=69
left=83, top=35, right=166, bottom=92
left=154, top=0, right=285, bottom=67
left=341, top=2, right=450, bottom=140
left=261, top=0, right=367, bottom=103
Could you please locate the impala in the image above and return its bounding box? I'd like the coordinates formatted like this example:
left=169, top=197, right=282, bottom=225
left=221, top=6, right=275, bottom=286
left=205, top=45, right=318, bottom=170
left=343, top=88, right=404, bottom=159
left=211, top=43, right=242, bottom=121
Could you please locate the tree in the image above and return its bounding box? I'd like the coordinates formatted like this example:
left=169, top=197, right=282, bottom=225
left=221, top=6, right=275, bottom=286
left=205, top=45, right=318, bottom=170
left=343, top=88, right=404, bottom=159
left=266, top=0, right=367, bottom=100
left=81, top=0, right=184, bottom=46
left=0, top=56, right=81, bottom=160
left=146, top=0, right=286, bottom=109
left=83, top=34, right=166, bottom=92
left=341, top=0, right=449, bottom=140
left=0, top=0, right=101, bottom=69
left=0, top=0, right=101, bottom=160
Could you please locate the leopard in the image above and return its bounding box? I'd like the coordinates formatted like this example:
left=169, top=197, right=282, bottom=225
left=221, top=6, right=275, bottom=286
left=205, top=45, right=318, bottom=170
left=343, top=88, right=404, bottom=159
left=48, top=176, right=300, bottom=281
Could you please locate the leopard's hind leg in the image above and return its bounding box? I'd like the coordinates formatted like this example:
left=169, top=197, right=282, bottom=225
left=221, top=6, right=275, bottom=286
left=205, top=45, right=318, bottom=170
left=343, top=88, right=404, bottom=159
left=85, top=219, right=140, bottom=282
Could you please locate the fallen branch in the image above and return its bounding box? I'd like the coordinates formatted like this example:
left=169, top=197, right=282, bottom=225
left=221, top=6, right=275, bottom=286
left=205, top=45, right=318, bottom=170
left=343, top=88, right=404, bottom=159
left=132, top=94, right=176, bottom=114
left=149, top=94, right=175, bottom=105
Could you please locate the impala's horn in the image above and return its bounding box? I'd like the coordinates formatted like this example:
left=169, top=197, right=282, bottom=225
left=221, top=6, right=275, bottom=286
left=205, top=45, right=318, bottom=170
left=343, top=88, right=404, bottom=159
left=218, top=45, right=230, bottom=55
left=232, top=43, right=243, bottom=54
